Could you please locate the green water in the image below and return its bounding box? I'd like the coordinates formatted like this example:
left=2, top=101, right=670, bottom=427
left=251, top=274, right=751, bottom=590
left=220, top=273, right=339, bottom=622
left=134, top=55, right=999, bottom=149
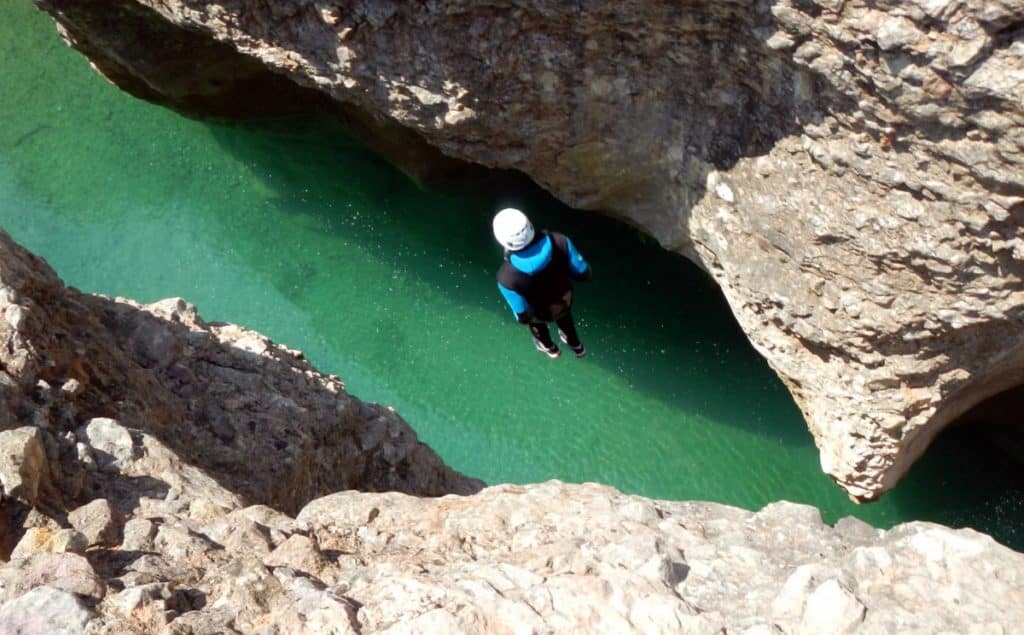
left=2, top=0, right=1022, bottom=548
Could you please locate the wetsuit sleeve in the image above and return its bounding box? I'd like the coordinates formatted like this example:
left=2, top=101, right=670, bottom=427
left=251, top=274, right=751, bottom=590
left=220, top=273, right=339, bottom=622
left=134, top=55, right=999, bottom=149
left=564, top=236, right=592, bottom=281
left=498, top=282, right=534, bottom=323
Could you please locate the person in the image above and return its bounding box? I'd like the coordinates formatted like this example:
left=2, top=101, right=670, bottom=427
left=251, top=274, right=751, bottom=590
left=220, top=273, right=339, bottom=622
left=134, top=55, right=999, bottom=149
left=492, top=207, right=592, bottom=359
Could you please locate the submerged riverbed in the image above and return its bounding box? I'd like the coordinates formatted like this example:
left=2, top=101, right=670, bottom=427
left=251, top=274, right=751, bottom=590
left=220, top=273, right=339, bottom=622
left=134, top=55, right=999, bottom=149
left=2, top=0, right=1022, bottom=548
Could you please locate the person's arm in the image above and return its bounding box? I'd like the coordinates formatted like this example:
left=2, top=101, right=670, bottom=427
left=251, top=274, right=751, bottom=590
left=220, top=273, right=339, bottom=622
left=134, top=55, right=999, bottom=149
left=498, top=282, right=535, bottom=323
left=564, top=236, right=592, bottom=281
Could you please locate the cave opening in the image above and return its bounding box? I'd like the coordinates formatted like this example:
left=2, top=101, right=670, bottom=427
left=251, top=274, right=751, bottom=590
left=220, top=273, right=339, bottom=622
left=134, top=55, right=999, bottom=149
left=953, top=384, right=1024, bottom=467
left=888, top=383, right=1024, bottom=550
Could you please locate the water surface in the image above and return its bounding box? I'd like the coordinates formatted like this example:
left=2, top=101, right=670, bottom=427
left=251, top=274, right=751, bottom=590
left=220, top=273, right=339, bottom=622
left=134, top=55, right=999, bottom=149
left=2, top=0, right=1021, bottom=549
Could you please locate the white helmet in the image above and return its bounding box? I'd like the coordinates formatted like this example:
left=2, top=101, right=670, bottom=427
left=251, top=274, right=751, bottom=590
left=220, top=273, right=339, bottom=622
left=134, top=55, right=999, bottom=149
left=492, top=207, right=535, bottom=251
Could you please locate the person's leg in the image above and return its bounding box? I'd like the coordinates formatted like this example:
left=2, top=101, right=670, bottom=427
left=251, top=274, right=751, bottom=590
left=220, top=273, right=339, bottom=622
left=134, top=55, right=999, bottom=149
left=528, top=321, right=560, bottom=358
left=555, top=312, right=586, bottom=357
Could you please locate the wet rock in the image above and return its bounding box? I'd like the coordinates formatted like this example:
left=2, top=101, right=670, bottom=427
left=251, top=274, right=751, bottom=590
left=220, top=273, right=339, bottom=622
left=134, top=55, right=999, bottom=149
left=68, top=498, right=121, bottom=547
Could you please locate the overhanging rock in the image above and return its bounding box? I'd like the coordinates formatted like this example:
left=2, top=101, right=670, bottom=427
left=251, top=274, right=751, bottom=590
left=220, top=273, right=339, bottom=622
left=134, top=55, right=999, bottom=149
left=33, top=0, right=1024, bottom=500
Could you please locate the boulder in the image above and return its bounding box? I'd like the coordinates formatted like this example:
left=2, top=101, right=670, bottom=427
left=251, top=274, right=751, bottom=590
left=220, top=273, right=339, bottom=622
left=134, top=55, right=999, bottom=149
left=18, top=552, right=105, bottom=600
left=263, top=534, right=328, bottom=579
left=0, top=586, right=93, bottom=634
left=799, top=579, right=865, bottom=635
left=230, top=504, right=303, bottom=538
left=68, top=498, right=121, bottom=547
left=220, top=518, right=274, bottom=557
left=106, top=582, right=190, bottom=621
left=75, top=418, right=135, bottom=474
left=10, top=527, right=88, bottom=561
left=0, top=426, right=49, bottom=504
left=120, top=518, right=156, bottom=552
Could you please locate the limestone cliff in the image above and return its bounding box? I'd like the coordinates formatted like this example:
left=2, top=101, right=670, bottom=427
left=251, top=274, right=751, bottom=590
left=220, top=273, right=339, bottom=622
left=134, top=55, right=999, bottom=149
left=30, top=0, right=1024, bottom=501
left=0, top=231, right=1021, bottom=633
left=0, top=230, right=481, bottom=519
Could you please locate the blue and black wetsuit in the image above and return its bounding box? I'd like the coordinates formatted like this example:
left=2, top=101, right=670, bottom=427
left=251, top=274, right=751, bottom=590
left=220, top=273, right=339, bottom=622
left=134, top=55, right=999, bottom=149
left=497, top=231, right=591, bottom=350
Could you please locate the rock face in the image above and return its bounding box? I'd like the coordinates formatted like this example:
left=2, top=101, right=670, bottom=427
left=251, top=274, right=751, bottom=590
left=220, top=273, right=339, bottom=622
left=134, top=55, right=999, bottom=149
left=0, top=228, right=481, bottom=524
left=290, top=483, right=1024, bottom=633
left=0, top=232, right=1020, bottom=632
left=30, top=0, right=1024, bottom=500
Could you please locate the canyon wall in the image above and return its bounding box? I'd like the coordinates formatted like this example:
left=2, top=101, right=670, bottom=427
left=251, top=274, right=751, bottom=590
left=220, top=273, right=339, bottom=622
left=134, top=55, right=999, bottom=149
left=0, top=230, right=1021, bottom=633
left=31, top=0, right=1024, bottom=499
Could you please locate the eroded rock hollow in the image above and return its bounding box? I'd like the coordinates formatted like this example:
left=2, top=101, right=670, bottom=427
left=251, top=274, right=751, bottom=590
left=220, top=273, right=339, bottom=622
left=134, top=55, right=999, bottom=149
left=32, top=0, right=1024, bottom=500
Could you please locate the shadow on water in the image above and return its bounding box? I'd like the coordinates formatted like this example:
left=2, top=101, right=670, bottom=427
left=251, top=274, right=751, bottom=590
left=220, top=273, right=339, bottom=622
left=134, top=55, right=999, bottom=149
left=205, top=114, right=811, bottom=448
left=889, top=427, right=1024, bottom=551
left=888, top=389, right=1024, bottom=550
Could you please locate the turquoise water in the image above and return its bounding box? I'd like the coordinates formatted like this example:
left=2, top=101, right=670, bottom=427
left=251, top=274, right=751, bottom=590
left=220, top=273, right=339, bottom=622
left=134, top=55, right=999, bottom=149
left=2, top=0, right=1022, bottom=548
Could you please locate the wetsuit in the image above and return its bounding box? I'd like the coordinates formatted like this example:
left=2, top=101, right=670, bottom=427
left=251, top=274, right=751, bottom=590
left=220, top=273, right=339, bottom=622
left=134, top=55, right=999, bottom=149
left=497, top=231, right=591, bottom=350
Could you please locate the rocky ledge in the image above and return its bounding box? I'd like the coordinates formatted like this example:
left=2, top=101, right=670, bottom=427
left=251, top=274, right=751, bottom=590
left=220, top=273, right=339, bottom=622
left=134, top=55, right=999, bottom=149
left=31, top=0, right=1024, bottom=501
left=0, top=234, right=1022, bottom=632
left=0, top=228, right=481, bottom=516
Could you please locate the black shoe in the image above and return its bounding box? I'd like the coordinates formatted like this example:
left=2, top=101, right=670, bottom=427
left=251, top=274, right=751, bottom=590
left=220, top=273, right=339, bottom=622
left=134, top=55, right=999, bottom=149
left=558, top=330, right=586, bottom=358
left=534, top=339, right=561, bottom=359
